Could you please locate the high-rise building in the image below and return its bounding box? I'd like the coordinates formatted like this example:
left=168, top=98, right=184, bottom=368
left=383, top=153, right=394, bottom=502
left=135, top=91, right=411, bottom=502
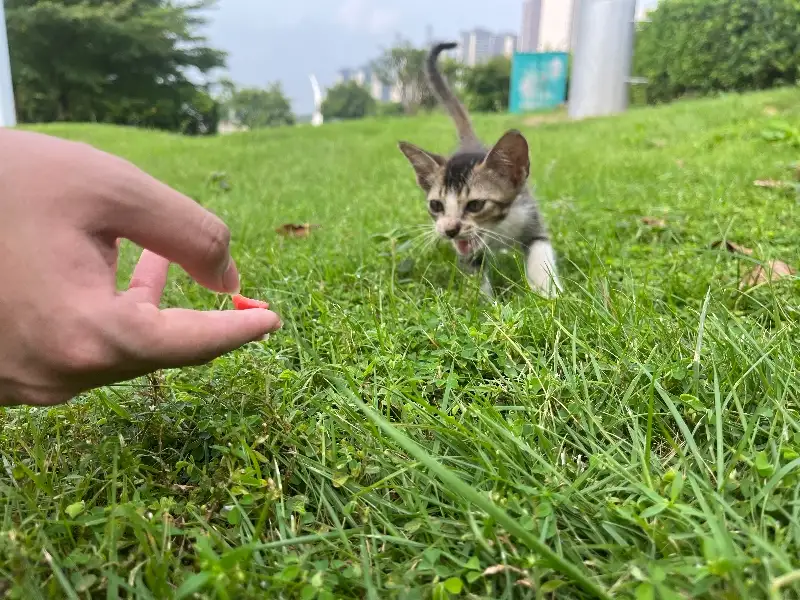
left=336, top=69, right=352, bottom=84
left=492, top=33, right=518, bottom=58
left=538, top=0, right=581, bottom=52
left=457, top=31, right=471, bottom=63
left=519, top=0, right=542, bottom=52
left=456, top=28, right=516, bottom=66
left=334, top=65, right=402, bottom=104
left=465, top=28, right=494, bottom=66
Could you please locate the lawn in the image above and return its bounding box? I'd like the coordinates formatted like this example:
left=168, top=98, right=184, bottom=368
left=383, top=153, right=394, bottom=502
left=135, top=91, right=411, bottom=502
left=2, top=87, right=800, bottom=599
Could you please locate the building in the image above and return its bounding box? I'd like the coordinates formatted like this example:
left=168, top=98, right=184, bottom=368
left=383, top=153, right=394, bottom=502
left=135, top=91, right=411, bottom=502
left=464, top=28, right=494, bottom=66
left=456, top=28, right=518, bottom=66
left=335, top=69, right=352, bottom=84
left=519, top=0, right=542, bottom=52
left=334, top=65, right=401, bottom=104
left=492, top=33, right=519, bottom=59
left=537, top=0, right=581, bottom=52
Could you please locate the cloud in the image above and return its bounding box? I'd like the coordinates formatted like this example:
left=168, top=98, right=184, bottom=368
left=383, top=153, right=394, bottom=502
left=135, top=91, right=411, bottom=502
left=336, top=0, right=400, bottom=35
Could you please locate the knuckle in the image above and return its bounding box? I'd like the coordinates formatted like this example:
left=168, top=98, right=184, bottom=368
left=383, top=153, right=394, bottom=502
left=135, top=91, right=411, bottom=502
left=200, top=212, right=231, bottom=265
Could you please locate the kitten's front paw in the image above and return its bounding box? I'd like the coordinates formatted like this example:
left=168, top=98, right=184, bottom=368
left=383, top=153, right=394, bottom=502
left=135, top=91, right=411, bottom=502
left=480, top=275, right=496, bottom=300
left=526, top=241, right=563, bottom=299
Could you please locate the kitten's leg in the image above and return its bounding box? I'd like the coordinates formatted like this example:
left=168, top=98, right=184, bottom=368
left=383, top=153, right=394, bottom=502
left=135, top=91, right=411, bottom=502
left=479, top=271, right=494, bottom=299
left=524, top=239, right=563, bottom=298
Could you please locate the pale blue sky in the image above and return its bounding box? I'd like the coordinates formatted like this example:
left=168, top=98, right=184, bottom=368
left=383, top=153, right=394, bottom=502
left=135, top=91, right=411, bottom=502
left=202, top=0, right=659, bottom=115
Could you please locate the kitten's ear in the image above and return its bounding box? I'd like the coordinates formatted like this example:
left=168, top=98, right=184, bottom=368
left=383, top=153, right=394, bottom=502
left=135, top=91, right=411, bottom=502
left=398, top=141, right=445, bottom=192
left=481, top=130, right=530, bottom=189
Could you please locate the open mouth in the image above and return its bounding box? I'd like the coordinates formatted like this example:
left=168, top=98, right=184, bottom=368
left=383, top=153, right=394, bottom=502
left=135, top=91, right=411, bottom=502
left=454, top=238, right=474, bottom=255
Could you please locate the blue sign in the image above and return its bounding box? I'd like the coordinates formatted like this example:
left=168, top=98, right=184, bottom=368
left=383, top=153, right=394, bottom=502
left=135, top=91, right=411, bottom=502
left=509, top=52, right=569, bottom=114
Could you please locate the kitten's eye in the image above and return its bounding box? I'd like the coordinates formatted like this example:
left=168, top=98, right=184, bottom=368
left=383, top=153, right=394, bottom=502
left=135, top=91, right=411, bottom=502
left=429, top=200, right=444, bottom=213
left=465, top=200, right=486, bottom=213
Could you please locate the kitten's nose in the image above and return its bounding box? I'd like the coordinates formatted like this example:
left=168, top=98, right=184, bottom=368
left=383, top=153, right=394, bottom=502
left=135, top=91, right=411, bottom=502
left=445, top=224, right=461, bottom=238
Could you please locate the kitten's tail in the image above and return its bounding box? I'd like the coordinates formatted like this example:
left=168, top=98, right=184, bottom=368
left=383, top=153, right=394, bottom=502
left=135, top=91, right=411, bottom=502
left=426, top=42, right=479, bottom=147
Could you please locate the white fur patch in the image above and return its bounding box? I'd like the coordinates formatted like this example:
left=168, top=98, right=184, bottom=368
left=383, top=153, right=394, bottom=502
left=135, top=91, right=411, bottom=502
left=435, top=192, right=463, bottom=237
left=444, top=192, right=460, bottom=217
left=526, top=241, right=563, bottom=298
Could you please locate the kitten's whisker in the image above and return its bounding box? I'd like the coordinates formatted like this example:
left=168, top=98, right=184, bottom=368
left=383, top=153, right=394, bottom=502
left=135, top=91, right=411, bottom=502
left=475, top=235, right=496, bottom=258
left=475, top=227, right=519, bottom=246
left=414, top=230, right=440, bottom=255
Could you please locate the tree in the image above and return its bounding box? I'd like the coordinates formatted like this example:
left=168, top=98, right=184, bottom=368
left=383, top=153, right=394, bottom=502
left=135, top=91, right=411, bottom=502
left=6, top=0, right=226, bottom=134
left=635, top=0, right=800, bottom=104
left=227, top=84, right=295, bottom=129
left=321, top=80, right=376, bottom=121
left=371, top=39, right=433, bottom=114
left=439, top=58, right=465, bottom=94
left=462, top=57, right=511, bottom=113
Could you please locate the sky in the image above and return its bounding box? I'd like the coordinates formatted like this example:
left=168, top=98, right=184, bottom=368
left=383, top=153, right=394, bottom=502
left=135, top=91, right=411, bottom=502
left=201, top=0, right=659, bottom=115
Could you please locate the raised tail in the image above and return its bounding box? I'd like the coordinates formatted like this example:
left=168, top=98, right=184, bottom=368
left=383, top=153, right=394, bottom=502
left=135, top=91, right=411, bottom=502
left=426, top=42, right=479, bottom=147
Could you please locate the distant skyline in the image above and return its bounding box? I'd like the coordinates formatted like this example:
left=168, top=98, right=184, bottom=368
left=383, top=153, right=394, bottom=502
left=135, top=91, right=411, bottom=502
left=201, top=0, right=659, bottom=115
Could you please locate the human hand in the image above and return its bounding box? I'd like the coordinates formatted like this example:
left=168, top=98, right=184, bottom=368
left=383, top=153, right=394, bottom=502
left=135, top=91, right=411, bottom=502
left=0, top=129, right=282, bottom=406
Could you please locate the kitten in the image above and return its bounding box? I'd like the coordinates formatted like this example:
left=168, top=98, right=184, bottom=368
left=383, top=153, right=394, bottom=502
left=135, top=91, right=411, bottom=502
left=397, top=41, right=562, bottom=299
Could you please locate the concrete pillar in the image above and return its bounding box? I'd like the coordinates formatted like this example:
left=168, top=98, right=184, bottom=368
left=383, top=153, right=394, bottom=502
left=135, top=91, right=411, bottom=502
left=0, top=0, right=16, bottom=127
left=568, top=0, right=637, bottom=119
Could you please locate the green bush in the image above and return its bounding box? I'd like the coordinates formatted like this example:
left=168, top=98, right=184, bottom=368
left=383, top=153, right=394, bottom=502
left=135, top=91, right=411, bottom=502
left=321, top=81, right=376, bottom=121
left=462, top=57, right=511, bottom=112
left=375, top=102, right=405, bottom=117
left=634, top=0, right=800, bottom=104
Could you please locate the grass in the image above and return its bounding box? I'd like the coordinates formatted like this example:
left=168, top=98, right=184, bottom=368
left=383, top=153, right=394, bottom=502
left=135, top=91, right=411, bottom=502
left=2, top=87, right=800, bottom=599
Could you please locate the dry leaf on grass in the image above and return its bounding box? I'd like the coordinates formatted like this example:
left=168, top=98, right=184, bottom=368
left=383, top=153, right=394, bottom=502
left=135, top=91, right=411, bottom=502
left=710, top=240, right=754, bottom=256
left=753, top=179, right=789, bottom=189
left=641, top=216, right=667, bottom=228
left=515, top=579, right=535, bottom=589
left=740, top=260, right=796, bottom=289
left=763, top=106, right=779, bottom=117
left=676, top=159, right=685, bottom=169
left=483, top=565, right=526, bottom=577
left=275, top=223, right=320, bottom=237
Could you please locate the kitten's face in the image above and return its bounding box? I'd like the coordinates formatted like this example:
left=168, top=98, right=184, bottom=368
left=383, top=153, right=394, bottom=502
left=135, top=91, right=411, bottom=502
left=398, top=130, right=530, bottom=256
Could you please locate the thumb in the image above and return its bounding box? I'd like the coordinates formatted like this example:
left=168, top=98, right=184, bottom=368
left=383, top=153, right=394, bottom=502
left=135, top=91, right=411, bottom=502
left=126, top=306, right=282, bottom=368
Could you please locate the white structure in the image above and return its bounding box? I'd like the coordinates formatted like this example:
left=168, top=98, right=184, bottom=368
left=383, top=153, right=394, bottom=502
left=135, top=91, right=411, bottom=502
left=568, top=0, right=637, bottom=119
left=527, top=0, right=654, bottom=54
left=309, top=74, right=323, bottom=127
left=217, top=107, right=248, bottom=135
left=538, top=0, right=581, bottom=52
left=519, top=0, right=542, bottom=52
left=0, top=0, right=16, bottom=127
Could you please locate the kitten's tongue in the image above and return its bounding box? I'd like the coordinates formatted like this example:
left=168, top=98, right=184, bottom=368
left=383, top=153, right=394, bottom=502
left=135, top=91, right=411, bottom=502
left=456, top=239, right=471, bottom=254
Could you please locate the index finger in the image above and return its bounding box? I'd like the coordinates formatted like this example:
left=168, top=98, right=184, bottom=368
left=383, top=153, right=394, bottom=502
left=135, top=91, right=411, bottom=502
left=94, top=153, right=240, bottom=294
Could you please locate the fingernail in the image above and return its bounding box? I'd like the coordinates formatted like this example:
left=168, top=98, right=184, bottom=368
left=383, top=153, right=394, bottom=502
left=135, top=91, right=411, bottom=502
left=222, top=258, right=240, bottom=294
